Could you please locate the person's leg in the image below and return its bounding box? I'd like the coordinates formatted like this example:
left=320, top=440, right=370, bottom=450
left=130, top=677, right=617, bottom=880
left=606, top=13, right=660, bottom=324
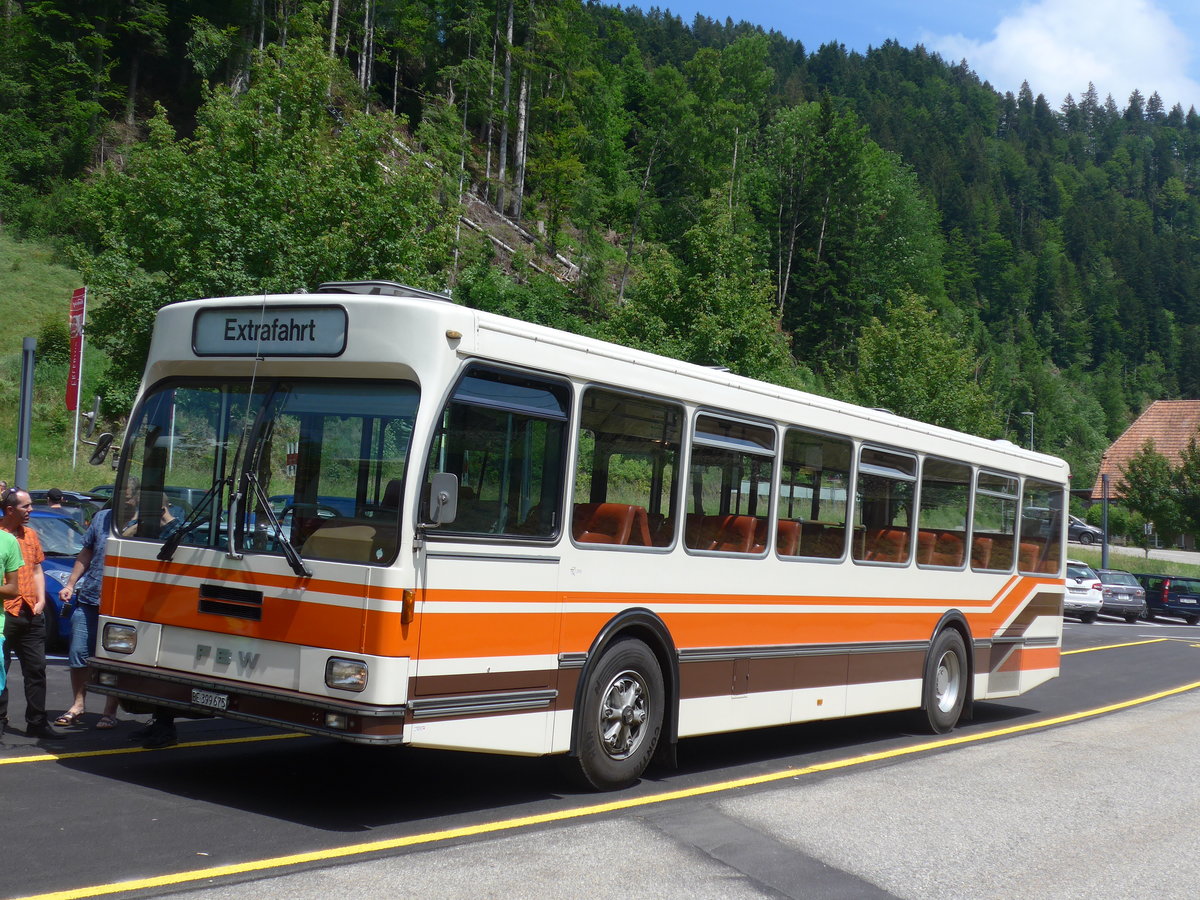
left=61, top=605, right=93, bottom=719
left=12, top=610, right=49, bottom=729
left=141, top=707, right=177, bottom=748
left=0, top=613, right=11, bottom=729
left=66, top=668, right=88, bottom=714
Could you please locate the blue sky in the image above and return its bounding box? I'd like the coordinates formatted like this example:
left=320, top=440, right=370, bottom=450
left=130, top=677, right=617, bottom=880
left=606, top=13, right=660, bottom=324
left=622, top=0, right=1200, bottom=112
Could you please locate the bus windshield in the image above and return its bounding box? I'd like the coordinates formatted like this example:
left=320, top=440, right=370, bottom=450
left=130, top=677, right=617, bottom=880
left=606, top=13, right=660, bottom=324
left=119, top=379, right=419, bottom=564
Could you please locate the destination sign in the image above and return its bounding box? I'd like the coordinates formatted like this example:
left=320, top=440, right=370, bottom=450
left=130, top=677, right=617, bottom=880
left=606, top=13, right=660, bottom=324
left=193, top=305, right=347, bottom=357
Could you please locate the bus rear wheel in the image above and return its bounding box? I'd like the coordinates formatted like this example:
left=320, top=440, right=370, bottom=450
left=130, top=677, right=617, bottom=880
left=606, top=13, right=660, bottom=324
left=919, top=629, right=967, bottom=734
left=572, top=638, right=663, bottom=791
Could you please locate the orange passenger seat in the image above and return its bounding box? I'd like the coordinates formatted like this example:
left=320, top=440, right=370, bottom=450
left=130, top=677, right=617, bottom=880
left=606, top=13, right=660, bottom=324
left=776, top=520, right=801, bottom=556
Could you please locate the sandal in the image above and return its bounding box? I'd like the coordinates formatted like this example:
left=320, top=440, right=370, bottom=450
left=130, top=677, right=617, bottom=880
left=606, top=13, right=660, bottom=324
left=95, top=715, right=119, bottom=730
left=53, top=711, right=83, bottom=726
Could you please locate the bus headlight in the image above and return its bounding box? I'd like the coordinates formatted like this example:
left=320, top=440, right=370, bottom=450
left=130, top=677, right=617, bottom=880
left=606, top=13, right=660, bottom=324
left=325, top=658, right=368, bottom=692
left=102, top=623, right=137, bottom=654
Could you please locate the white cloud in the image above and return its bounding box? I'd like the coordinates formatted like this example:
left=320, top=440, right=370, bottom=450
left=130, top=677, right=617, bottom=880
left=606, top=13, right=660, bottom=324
left=927, top=0, right=1200, bottom=111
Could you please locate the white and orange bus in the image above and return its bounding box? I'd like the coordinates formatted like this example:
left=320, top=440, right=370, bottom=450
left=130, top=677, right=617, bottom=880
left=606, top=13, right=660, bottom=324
left=89, top=281, right=1067, bottom=789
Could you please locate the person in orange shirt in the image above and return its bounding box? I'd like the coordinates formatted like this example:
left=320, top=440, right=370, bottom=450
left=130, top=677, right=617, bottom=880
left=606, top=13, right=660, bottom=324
left=0, top=488, right=60, bottom=739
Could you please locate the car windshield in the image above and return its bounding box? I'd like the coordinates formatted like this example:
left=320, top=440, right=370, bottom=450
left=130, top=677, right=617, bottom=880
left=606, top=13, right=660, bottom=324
left=1102, top=571, right=1139, bottom=586
left=31, top=514, right=86, bottom=556
left=1067, top=564, right=1096, bottom=580
left=1170, top=578, right=1200, bottom=593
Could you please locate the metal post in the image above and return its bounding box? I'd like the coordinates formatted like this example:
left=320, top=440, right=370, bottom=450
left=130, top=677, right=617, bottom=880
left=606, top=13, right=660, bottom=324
left=1101, top=474, right=1110, bottom=570
left=15, top=337, right=35, bottom=488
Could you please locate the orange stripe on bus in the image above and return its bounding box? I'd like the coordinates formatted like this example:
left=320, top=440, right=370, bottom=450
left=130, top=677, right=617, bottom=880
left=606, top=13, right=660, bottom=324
left=102, top=577, right=407, bottom=654
left=995, top=644, right=1060, bottom=672
left=109, top=554, right=386, bottom=601
left=102, top=560, right=1061, bottom=660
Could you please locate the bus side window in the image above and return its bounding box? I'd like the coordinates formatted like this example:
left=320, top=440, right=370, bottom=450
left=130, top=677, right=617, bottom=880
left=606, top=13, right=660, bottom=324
left=573, top=389, right=682, bottom=548
left=1019, top=479, right=1064, bottom=575
left=779, top=429, right=852, bottom=560
left=424, top=366, right=570, bottom=540
left=973, top=471, right=1019, bottom=572
left=852, top=447, right=917, bottom=565
left=684, top=414, right=775, bottom=555
left=916, top=458, right=971, bottom=569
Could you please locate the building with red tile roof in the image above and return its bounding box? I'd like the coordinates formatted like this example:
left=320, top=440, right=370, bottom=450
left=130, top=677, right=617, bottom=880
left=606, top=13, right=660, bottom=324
left=1091, top=400, right=1200, bottom=499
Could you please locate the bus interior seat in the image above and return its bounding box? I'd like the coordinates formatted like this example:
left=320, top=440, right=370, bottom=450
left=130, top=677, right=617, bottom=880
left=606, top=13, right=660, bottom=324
left=1019, top=539, right=1051, bottom=573
left=988, top=537, right=1015, bottom=570
left=971, top=535, right=993, bottom=569
left=684, top=514, right=759, bottom=553
left=751, top=518, right=770, bottom=553
left=776, top=520, right=801, bottom=556
left=863, top=527, right=909, bottom=563
left=711, top=515, right=757, bottom=553
left=917, top=530, right=966, bottom=567
left=917, top=529, right=937, bottom=564
left=574, top=503, right=637, bottom=544
left=627, top=506, right=654, bottom=546
left=933, top=531, right=965, bottom=566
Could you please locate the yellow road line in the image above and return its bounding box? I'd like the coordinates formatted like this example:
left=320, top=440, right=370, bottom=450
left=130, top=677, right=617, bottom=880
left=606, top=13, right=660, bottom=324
left=14, top=676, right=1200, bottom=900
left=1062, top=638, right=1166, bottom=655
left=0, top=732, right=304, bottom=766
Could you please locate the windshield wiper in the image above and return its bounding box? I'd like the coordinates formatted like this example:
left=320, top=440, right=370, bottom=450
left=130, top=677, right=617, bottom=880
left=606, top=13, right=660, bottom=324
left=244, top=472, right=311, bottom=578
left=157, top=477, right=229, bottom=562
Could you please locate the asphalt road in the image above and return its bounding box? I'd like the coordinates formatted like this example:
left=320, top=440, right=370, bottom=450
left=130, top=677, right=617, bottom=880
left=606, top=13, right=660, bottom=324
left=5, top=614, right=1200, bottom=900
left=1094, top=540, right=1200, bottom=567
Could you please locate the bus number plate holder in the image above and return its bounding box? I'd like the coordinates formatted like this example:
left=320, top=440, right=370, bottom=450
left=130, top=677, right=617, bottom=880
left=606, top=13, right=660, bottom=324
left=192, top=689, right=229, bottom=711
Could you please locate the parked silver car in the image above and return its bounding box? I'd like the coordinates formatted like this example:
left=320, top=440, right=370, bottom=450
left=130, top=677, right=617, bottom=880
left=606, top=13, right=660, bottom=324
left=1065, top=560, right=1103, bottom=623
left=1096, top=568, right=1147, bottom=623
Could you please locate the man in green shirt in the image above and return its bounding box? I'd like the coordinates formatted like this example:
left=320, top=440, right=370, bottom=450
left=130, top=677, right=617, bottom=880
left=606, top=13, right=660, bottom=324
left=0, top=527, right=22, bottom=703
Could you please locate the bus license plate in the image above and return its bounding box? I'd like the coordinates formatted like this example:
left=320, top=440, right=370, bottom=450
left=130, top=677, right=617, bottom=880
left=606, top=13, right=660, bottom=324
left=191, top=689, right=228, bottom=710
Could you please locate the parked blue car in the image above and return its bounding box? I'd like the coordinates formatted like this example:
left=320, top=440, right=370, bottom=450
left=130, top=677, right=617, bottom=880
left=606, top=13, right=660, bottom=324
left=31, top=508, right=87, bottom=652
left=1133, top=573, right=1200, bottom=625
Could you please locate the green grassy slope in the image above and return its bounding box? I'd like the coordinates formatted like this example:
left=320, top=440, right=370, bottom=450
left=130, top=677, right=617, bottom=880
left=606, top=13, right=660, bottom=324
left=0, top=229, right=110, bottom=490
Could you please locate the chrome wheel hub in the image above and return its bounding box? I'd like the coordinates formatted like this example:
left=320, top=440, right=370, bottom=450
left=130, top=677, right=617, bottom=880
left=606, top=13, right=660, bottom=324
left=934, top=650, right=962, bottom=714
left=599, top=669, right=650, bottom=760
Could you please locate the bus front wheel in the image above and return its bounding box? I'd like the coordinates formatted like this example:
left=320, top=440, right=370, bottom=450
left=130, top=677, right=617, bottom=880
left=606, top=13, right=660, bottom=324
left=919, top=629, right=967, bottom=734
left=572, top=638, right=663, bottom=791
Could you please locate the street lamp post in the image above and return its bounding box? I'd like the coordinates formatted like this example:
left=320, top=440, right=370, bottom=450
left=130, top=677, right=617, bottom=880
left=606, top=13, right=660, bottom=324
left=1020, top=411, right=1034, bottom=451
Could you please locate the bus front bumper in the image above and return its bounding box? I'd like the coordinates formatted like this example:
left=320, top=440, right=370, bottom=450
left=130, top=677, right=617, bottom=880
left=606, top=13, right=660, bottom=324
left=87, top=659, right=409, bottom=745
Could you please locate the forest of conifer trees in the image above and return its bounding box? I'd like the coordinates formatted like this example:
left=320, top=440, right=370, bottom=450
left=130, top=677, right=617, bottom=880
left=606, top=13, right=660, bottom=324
left=4, top=1, right=1200, bottom=493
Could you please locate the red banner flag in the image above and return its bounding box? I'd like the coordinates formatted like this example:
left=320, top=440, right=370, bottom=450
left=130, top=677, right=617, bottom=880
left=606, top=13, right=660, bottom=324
left=66, top=287, right=86, bottom=412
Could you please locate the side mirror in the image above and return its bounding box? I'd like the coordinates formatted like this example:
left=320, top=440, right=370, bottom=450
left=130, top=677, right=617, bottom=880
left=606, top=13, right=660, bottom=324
left=427, top=472, right=459, bottom=526
left=88, top=432, right=114, bottom=466
left=81, top=394, right=102, bottom=438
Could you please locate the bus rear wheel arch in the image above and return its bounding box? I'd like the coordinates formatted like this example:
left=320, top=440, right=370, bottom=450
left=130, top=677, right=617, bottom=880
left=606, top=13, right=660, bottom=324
left=919, top=627, right=969, bottom=734
left=570, top=637, right=665, bottom=791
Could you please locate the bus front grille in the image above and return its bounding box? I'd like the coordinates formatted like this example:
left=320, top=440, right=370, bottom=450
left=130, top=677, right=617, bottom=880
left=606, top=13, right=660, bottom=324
left=198, top=583, right=264, bottom=620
